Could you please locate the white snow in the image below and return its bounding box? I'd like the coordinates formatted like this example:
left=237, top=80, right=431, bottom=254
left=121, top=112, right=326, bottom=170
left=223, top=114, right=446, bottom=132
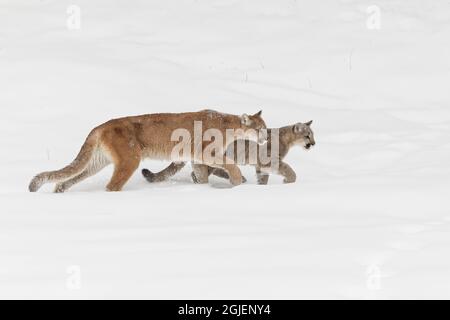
left=1, top=0, right=450, bottom=299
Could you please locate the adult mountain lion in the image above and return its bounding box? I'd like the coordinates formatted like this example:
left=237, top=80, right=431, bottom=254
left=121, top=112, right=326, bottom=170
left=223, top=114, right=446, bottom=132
left=142, top=121, right=315, bottom=185
left=29, top=110, right=266, bottom=192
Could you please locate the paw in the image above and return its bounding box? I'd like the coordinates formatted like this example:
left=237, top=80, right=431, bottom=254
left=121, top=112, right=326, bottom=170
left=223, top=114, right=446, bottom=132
left=191, top=172, right=199, bottom=184
left=28, top=175, right=44, bottom=192
left=29, top=181, right=40, bottom=192
left=54, top=184, right=66, bottom=193
left=256, top=174, right=269, bottom=185
left=191, top=172, right=209, bottom=184
left=229, top=176, right=243, bottom=186
left=283, top=177, right=296, bottom=184
left=106, top=185, right=122, bottom=192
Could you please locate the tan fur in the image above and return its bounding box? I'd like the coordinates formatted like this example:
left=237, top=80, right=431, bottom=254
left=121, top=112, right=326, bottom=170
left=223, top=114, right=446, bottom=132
left=142, top=121, right=315, bottom=185
left=29, top=110, right=266, bottom=192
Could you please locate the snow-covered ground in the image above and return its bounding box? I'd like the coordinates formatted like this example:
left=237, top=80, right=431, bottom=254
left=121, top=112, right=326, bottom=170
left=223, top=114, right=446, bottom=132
left=1, top=0, right=450, bottom=299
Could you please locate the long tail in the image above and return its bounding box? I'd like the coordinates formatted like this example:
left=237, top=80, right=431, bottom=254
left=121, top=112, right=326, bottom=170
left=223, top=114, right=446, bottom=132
left=29, top=131, right=99, bottom=192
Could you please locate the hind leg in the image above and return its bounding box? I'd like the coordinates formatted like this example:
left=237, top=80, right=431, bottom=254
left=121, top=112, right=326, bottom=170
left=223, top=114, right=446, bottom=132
left=103, top=130, right=142, bottom=192
left=54, top=150, right=110, bottom=193
left=54, top=170, right=90, bottom=193
left=54, top=161, right=109, bottom=193
left=191, top=163, right=210, bottom=184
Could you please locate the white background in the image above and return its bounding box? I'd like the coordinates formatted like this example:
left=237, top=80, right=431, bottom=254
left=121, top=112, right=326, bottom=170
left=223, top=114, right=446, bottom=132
left=0, top=0, right=449, bottom=299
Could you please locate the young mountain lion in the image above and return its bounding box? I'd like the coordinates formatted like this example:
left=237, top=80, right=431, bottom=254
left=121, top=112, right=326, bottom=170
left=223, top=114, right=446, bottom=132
left=29, top=110, right=266, bottom=192
left=142, top=121, right=315, bottom=185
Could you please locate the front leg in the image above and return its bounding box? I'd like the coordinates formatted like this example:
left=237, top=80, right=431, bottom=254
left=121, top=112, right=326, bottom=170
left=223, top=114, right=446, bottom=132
left=278, top=161, right=296, bottom=184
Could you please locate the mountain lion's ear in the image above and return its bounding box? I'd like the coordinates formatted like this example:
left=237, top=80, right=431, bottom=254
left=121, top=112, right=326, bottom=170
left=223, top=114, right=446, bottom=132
left=306, top=120, right=313, bottom=126
left=293, top=123, right=302, bottom=133
left=254, top=110, right=262, bottom=117
left=241, top=114, right=251, bottom=126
